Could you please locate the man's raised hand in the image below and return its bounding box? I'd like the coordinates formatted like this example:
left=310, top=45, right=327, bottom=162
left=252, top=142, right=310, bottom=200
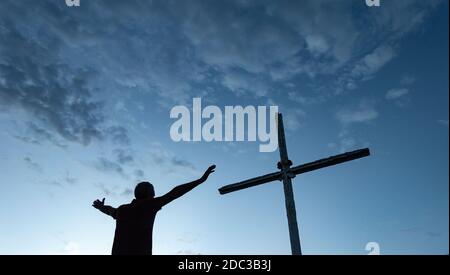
left=200, top=165, right=216, bottom=182
left=92, top=198, right=105, bottom=209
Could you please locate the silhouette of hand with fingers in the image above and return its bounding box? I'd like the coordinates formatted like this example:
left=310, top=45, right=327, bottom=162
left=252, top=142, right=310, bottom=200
left=93, top=198, right=105, bottom=209
left=200, top=165, right=216, bottom=182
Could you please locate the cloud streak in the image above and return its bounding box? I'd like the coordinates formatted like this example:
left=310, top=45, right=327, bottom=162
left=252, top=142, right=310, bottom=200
left=150, top=143, right=197, bottom=174
left=386, top=88, right=410, bottom=100
left=336, top=106, right=379, bottom=124
left=24, top=156, right=43, bottom=173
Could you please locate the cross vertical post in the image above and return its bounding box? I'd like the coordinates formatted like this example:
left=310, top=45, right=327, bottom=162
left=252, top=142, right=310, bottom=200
left=277, top=113, right=302, bottom=255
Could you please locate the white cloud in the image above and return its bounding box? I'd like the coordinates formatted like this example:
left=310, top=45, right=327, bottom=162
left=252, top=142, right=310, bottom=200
left=338, top=136, right=357, bottom=153
left=287, top=91, right=327, bottom=106
left=221, top=69, right=269, bottom=97
left=386, top=88, right=409, bottom=100
left=336, top=105, right=378, bottom=124
left=305, top=34, right=330, bottom=55
left=329, top=129, right=370, bottom=153
left=351, top=45, right=396, bottom=80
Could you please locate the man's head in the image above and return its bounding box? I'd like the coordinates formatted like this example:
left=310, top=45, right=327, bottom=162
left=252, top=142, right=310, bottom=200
left=134, top=181, right=155, bottom=200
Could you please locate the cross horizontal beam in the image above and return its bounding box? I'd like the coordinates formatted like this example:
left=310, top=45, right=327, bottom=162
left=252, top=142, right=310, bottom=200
left=218, top=148, right=370, bottom=195
left=218, top=170, right=282, bottom=195
left=290, top=148, right=370, bottom=176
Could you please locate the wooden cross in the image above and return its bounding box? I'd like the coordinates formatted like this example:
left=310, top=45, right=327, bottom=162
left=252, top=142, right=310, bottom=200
left=219, top=113, right=370, bottom=255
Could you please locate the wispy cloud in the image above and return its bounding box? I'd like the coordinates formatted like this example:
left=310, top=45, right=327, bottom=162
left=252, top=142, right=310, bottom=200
left=336, top=105, right=378, bottom=125
left=332, top=100, right=376, bottom=152
left=328, top=129, right=370, bottom=153
left=107, top=126, right=130, bottom=146
left=15, top=123, right=68, bottom=148
left=94, top=182, right=134, bottom=198
left=386, top=88, right=409, bottom=100
left=64, top=174, right=78, bottom=185
left=351, top=45, right=397, bottom=81
left=91, top=147, right=147, bottom=182
left=114, top=148, right=134, bottom=165
left=24, top=156, right=43, bottom=173
left=150, top=143, right=197, bottom=174
left=94, top=157, right=127, bottom=178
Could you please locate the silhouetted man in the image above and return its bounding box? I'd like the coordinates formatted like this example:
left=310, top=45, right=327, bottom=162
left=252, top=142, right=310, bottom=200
left=92, top=165, right=216, bottom=255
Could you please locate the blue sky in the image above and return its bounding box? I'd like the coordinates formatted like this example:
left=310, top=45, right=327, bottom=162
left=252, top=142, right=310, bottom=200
left=0, top=0, right=448, bottom=255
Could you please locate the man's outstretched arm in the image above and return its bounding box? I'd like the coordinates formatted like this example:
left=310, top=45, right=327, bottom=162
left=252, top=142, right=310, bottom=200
left=157, top=165, right=216, bottom=206
left=92, top=198, right=117, bottom=219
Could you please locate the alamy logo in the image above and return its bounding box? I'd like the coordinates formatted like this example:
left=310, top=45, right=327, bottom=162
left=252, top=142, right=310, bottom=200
left=170, top=98, right=279, bottom=153
left=366, top=0, right=381, bottom=7
left=65, top=0, right=80, bottom=7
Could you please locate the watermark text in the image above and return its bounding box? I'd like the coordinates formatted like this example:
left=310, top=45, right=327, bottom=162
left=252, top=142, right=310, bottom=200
left=170, top=98, right=278, bottom=153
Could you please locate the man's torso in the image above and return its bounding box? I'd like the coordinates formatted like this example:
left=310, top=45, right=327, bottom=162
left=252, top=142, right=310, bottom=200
left=112, top=198, right=162, bottom=255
